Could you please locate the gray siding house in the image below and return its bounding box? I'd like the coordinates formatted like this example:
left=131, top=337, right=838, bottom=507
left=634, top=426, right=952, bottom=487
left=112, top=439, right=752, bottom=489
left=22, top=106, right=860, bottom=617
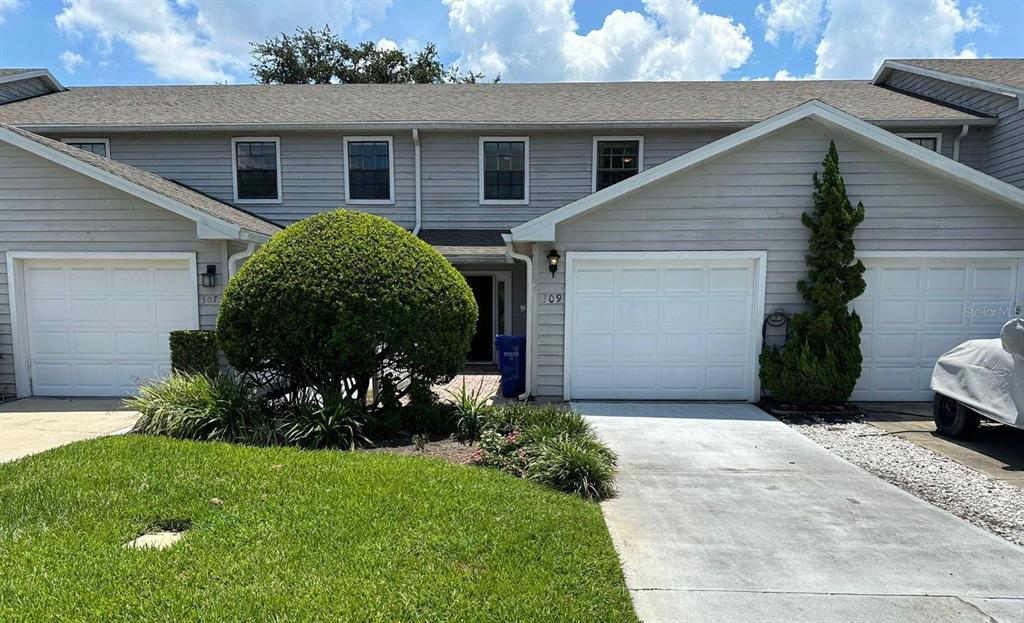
left=0, top=58, right=1021, bottom=402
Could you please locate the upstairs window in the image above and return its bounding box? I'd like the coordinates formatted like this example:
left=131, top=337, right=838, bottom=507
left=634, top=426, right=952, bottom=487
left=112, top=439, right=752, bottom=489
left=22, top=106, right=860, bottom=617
left=61, top=138, right=109, bottom=158
left=898, top=133, right=942, bottom=153
left=594, top=137, right=642, bottom=191
left=344, top=137, right=394, bottom=203
left=480, top=137, right=529, bottom=204
left=232, top=137, right=281, bottom=203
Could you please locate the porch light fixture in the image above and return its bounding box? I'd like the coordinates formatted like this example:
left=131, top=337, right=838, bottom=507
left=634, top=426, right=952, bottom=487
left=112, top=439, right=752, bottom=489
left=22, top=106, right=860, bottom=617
left=547, top=248, right=561, bottom=277
left=201, top=264, right=217, bottom=288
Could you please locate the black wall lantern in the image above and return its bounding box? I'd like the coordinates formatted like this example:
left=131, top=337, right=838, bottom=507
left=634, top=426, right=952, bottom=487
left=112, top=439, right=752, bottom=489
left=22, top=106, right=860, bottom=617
left=201, top=264, right=217, bottom=288
left=547, top=248, right=561, bottom=277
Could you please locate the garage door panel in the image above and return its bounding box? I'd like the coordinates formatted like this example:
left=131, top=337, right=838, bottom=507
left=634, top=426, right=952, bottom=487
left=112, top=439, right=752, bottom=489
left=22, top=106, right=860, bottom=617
left=22, top=258, right=197, bottom=397
left=568, top=256, right=757, bottom=400
left=852, top=257, right=1019, bottom=401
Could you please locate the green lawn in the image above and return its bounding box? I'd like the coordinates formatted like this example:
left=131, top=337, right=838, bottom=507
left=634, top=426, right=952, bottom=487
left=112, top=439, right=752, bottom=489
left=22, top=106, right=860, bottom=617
left=0, top=436, right=637, bottom=622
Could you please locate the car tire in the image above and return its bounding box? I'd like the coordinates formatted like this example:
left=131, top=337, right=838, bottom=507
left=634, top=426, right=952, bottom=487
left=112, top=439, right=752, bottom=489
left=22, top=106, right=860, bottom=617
left=932, top=393, right=981, bottom=438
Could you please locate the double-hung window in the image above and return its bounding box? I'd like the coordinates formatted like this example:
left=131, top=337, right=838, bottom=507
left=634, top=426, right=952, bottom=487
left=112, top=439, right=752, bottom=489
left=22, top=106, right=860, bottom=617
left=593, top=136, right=642, bottom=191
left=232, top=137, right=281, bottom=203
left=344, top=136, right=394, bottom=203
left=480, top=137, right=529, bottom=204
left=898, top=132, right=942, bottom=153
left=61, top=138, right=110, bottom=158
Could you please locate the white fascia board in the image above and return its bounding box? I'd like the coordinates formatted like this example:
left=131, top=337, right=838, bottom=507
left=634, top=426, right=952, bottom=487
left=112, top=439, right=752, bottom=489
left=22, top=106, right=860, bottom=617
left=0, top=126, right=242, bottom=240
left=872, top=61, right=1023, bottom=100
left=511, top=98, right=1024, bottom=242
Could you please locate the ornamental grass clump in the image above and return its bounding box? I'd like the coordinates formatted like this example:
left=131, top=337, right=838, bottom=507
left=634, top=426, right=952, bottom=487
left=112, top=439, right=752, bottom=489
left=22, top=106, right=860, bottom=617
left=760, top=141, right=867, bottom=405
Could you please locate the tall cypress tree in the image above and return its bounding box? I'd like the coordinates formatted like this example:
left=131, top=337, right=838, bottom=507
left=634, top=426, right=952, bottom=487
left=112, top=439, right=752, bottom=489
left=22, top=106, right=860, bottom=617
left=760, top=141, right=866, bottom=405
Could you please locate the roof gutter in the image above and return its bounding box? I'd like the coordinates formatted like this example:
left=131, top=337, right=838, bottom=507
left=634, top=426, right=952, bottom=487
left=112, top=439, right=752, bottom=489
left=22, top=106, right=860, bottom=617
left=228, top=242, right=257, bottom=278
left=502, top=234, right=533, bottom=401
left=6, top=117, right=998, bottom=134
left=412, top=128, right=422, bottom=235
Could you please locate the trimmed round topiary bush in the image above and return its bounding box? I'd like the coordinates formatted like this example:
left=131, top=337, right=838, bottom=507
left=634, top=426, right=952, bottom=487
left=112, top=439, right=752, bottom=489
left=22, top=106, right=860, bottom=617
left=217, top=210, right=477, bottom=410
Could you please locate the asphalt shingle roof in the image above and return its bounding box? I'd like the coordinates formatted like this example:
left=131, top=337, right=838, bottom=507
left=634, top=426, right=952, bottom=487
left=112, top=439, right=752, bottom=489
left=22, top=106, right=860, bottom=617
left=0, top=80, right=987, bottom=129
left=1, top=123, right=281, bottom=237
left=891, top=59, right=1024, bottom=91
left=418, top=229, right=508, bottom=259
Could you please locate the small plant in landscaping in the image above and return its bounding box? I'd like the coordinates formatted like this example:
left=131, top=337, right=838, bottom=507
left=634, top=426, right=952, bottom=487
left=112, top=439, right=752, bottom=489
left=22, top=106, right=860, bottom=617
left=277, top=390, right=367, bottom=450
left=447, top=378, right=491, bottom=442
left=528, top=435, right=617, bottom=502
left=128, top=373, right=266, bottom=443
left=411, top=434, right=428, bottom=452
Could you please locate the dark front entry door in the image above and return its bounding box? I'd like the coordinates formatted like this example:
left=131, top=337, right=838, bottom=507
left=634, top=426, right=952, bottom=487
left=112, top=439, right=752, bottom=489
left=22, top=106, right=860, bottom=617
left=465, top=275, right=495, bottom=362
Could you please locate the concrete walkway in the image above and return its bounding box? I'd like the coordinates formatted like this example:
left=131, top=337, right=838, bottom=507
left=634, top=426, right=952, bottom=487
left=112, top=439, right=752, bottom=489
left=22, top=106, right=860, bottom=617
left=0, top=398, right=138, bottom=463
left=579, top=402, right=1024, bottom=623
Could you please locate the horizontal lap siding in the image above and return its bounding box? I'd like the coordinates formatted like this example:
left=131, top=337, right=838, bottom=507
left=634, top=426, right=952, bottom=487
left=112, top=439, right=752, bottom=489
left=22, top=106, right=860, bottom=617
left=39, top=131, right=418, bottom=228
left=887, top=70, right=1024, bottom=188
left=531, top=119, right=1024, bottom=398
left=0, top=142, right=225, bottom=398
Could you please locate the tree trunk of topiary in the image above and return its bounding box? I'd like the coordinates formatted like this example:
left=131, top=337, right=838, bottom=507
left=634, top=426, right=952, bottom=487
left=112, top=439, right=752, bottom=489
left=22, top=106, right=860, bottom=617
left=760, top=141, right=867, bottom=406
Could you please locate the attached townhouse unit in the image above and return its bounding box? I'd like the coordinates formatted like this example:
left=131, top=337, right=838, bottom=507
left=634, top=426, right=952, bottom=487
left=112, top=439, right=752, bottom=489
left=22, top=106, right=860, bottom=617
left=0, top=59, right=1022, bottom=402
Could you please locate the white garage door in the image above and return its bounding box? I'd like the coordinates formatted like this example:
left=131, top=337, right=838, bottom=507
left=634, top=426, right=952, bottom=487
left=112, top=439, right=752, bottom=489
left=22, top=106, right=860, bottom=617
left=21, top=258, right=198, bottom=396
left=566, top=254, right=761, bottom=400
left=852, top=256, right=1021, bottom=401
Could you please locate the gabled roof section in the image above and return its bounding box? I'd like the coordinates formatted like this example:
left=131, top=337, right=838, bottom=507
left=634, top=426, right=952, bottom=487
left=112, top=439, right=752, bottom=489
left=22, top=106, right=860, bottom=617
left=0, top=123, right=280, bottom=240
left=511, top=99, right=1024, bottom=242
left=0, top=68, right=65, bottom=92
left=0, top=80, right=989, bottom=131
left=874, top=59, right=1024, bottom=100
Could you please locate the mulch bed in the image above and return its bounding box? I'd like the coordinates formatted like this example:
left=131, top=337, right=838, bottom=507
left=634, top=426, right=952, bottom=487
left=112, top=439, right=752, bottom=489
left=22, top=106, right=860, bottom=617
left=757, top=398, right=863, bottom=423
left=365, top=434, right=477, bottom=464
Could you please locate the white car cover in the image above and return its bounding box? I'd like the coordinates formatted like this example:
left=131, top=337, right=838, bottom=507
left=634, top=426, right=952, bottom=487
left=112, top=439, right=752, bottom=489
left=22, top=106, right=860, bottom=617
left=930, top=318, right=1024, bottom=428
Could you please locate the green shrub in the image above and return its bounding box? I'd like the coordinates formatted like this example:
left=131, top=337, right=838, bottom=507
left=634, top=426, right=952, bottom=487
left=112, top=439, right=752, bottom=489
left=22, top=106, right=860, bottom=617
left=168, top=330, right=219, bottom=377
left=527, top=435, right=617, bottom=502
left=468, top=403, right=617, bottom=500
left=760, top=141, right=866, bottom=405
left=276, top=390, right=367, bottom=449
left=447, top=379, right=493, bottom=441
left=127, top=373, right=266, bottom=443
left=217, top=210, right=477, bottom=418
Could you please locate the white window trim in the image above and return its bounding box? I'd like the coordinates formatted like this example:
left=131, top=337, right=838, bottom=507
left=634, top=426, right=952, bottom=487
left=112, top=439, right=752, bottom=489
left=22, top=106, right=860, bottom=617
left=61, top=137, right=111, bottom=158
left=898, top=132, right=943, bottom=154
left=592, top=135, right=644, bottom=192
left=5, top=251, right=199, bottom=399
left=343, top=135, right=396, bottom=205
left=479, top=136, right=530, bottom=205
left=231, top=136, right=282, bottom=205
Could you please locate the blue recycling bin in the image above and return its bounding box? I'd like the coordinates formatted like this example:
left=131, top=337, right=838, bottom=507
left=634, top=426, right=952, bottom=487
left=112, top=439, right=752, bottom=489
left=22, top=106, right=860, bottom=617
left=495, top=335, right=526, bottom=398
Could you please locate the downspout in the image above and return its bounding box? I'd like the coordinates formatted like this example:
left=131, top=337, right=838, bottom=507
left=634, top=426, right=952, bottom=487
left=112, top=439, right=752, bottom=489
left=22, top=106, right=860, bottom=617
left=228, top=242, right=257, bottom=278
left=503, top=234, right=533, bottom=401
left=412, top=128, right=422, bottom=235
left=952, top=124, right=969, bottom=162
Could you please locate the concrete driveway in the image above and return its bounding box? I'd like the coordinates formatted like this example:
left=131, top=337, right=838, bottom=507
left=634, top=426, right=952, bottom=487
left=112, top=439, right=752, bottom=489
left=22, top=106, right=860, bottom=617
left=0, top=398, right=138, bottom=463
left=579, top=402, right=1024, bottom=623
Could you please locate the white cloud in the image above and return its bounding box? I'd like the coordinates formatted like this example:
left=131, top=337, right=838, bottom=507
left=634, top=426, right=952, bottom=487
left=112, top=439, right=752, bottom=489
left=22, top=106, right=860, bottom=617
left=756, top=0, right=823, bottom=46
left=444, top=0, right=753, bottom=82
left=0, top=0, right=21, bottom=24
left=811, top=0, right=985, bottom=78
left=55, top=0, right=392, bottom=83
left=59, top=50, right=87, bottom=73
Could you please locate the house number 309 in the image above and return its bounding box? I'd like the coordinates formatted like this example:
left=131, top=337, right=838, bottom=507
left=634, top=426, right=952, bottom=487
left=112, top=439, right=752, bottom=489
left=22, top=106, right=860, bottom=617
left=542, top=293, right=563, bottom=304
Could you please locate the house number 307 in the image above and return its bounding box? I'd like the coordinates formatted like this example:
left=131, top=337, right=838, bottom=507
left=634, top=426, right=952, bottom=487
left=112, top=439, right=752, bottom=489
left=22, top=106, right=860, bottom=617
left=199, top=295, right=220, bottom=305
left=542, top=293, right=563, bottom=304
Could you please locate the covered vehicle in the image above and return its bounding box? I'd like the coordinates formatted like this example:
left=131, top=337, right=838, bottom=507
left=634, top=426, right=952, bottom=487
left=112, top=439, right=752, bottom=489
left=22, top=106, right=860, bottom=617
left=930, top=318, right=1024, bottom=437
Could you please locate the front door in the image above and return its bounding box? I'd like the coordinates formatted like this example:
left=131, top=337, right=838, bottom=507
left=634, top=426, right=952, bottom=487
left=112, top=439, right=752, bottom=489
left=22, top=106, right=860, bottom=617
left=466, top=275, right=495, bottom=362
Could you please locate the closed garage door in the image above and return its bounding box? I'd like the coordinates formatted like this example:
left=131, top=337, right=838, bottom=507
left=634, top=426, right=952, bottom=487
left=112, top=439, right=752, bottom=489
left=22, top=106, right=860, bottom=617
left=852, top=256, right=1021, bottom=401
left=565, top=253, right=763, bottom=400
left=20, top=257, right=198, bottom=396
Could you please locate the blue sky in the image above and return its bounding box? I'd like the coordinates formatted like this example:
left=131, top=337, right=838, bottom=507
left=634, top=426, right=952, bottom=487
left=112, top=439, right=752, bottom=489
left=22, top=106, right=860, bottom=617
left=1, top=0, right=1021, bottom=86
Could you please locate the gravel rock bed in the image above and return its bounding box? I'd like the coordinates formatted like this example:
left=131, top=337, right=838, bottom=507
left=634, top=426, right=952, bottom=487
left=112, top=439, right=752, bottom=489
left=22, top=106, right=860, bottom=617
left=786, top=417, right=1024, bottom=547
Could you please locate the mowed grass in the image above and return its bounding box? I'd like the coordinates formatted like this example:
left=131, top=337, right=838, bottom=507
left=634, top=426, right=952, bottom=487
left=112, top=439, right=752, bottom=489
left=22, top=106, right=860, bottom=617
left=0, top=436, right=638, bottom=622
